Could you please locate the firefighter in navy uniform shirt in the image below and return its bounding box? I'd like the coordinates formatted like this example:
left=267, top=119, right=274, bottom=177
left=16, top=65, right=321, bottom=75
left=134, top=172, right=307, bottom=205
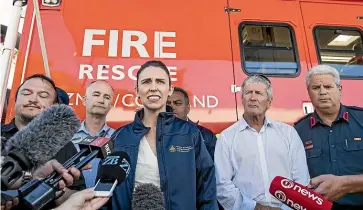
left=294, top=65, right=363, bottom=210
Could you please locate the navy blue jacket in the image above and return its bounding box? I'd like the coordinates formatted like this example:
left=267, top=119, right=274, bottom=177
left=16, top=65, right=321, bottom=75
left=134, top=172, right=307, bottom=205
left=110, top=108, right=217, bottom=210
left=190, top=121, right=217, bottom=161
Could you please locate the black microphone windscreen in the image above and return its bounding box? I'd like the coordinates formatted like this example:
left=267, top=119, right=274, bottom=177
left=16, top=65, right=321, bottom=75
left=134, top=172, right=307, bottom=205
left=3, top=104, right=80, bottom=168
left=52, top=141, right=78, bottom=164
left=132, top=183, right=164, bottom=210
left=96, top=151, right=130, bottom=184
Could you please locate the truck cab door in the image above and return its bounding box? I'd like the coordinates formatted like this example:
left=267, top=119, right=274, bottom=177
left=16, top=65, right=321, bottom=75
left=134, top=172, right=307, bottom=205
left=300, top=1, right=363, bottom=107
left=226, top=0, right=310, bottom=123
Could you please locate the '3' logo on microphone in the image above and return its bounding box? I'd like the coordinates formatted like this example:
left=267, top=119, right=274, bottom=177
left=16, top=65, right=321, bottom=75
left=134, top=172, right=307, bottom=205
left=274, top=190, right=287, bottom=203
left=281, top=179, right=294, bottom=189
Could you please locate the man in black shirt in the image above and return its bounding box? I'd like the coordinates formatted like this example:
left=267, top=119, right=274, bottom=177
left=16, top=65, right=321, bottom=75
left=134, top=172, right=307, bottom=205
left=1, top=74, right=85, bottom=209
left=1, top=119, right=18, bottom=150
left=1, top=74, right=58, bottom=147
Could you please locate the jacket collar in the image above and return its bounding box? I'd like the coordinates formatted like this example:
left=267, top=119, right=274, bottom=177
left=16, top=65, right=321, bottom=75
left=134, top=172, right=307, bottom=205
left=132, top=105, right=175, bottom=134
left=187, top=118, right=199, bottom=125
left=310, top=104, right=348, bottom=127
left=2, top=118, right=18, bottom=133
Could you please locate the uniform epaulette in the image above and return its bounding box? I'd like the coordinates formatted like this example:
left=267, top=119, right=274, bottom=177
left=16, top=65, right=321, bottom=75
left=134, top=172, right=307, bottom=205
left=293, top=113, right=313, bottom=126
left=346, top=106, right=363, bottom=112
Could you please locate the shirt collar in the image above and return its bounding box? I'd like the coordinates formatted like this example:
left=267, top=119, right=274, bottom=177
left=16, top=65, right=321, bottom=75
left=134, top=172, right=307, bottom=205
left=238, top=116, right=272, bottom=132
left=337, top=104, right=349, bottom=122
left=77, top=120, right=111, bottom=137
left=310, top=104, right=348, bottom=127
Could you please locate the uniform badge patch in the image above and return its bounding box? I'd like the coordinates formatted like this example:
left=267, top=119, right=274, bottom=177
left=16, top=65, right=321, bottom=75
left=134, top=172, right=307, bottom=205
left=305, top=141, right=313, bottom=150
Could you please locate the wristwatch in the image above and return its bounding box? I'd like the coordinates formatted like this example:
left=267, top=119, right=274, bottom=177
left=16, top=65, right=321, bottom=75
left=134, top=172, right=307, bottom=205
left=21, top=171, right=33, bottom=185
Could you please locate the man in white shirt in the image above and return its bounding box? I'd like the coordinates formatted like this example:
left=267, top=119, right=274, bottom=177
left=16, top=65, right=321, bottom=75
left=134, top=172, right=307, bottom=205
left=215, top=75, right=310, bottom=210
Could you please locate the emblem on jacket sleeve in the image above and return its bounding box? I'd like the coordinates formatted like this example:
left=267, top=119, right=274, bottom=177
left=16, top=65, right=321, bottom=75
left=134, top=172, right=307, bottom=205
left=305, top=141, right=313, bottom=150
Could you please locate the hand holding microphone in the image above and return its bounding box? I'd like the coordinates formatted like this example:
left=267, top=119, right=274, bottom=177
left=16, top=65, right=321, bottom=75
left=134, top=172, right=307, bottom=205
left=269, top=176, right=333, bottom=210
left=309, top=174, right=349, bottom=202
left=32, top=159, right=91, bottom=190
left=1, top=159, right=89, bottom=210
left=53, top=189, right=109, bottom=210
left=1, top=104, right=81, bottom=190
left=54, top=151, right=132, bottom=210
left=6, top=159, right=89, bottom=190
left=54, top=151, right=131, bottom=210
left=18, top=137, right=113, bottom=210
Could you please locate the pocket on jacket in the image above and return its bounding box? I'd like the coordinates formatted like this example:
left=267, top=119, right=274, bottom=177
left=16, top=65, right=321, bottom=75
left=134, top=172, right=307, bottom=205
left=305, top=148, right=323, bottom=177
left=341, top=139, right=363, bottom=174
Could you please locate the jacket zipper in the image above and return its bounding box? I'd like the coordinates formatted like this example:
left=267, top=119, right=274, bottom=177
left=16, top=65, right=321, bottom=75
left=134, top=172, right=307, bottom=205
left=131, top=128, right=149, bottom=202
left=158, top=116, right=170, bottom=209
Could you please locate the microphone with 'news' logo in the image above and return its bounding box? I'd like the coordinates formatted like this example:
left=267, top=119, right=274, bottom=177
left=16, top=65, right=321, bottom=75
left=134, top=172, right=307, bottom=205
left=269, top=176, right=332, bottom=210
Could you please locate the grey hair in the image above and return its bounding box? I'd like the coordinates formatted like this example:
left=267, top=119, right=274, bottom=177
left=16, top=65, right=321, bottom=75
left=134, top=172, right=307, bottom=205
left=241, top=75, right=273, bottom=100
left=306, top=65, right=341, bottom=88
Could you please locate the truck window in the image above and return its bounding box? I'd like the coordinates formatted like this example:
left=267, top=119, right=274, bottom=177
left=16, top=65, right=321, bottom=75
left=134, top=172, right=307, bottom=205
left=238, top=23, right=300, bottom=76
left=314, top=27, right=363, bottom=78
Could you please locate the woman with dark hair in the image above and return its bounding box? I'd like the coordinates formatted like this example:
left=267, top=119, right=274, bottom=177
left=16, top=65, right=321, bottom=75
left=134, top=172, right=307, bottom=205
left=110, top=60, right=217, bottom=210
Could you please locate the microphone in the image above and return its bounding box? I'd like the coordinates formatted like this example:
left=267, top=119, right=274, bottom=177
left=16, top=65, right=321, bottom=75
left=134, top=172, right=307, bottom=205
left=1, top=104, right=80, bottom=190
left=92, top=151, right=131, bottom=197
left=0, top=142, right=79, bottom=206
left=132, top=183, right=164, bottom=210
left=37, top=135, right=113, bottom=188
left=18, top=137, right=115, bottom=210
left=269, top=176, right=332, bottom=210
left=78, top=136, right=113, bottom=161
left=95, top=151, right=131, bottom=185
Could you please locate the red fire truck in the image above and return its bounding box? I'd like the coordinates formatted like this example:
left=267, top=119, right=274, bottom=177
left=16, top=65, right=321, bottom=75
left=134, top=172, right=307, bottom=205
left=1, top=0, right=362, bottom=133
